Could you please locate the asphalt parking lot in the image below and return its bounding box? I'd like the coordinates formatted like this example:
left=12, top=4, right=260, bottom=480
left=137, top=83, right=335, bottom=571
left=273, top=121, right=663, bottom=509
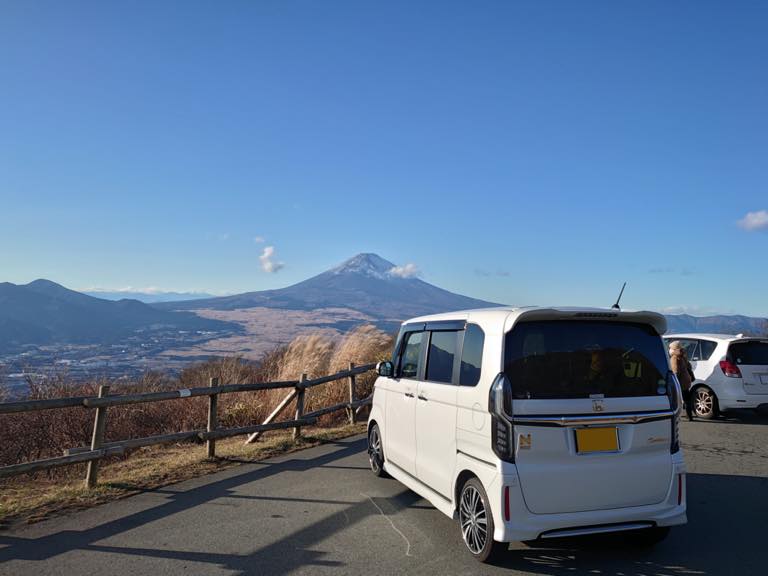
left=1, top=411, right=767, bottom=575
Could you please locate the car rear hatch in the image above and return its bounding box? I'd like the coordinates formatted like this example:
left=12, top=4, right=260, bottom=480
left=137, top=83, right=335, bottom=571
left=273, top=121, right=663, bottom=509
left=505, top=311, right=674, bottom=514
left=728, top=339, right=768, bottom=395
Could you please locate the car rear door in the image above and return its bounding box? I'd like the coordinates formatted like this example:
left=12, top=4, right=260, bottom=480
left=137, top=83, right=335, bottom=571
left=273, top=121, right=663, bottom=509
left=507, top=319, right=675, bottom=514
left=415, top=326, right=460, bottom=499
left=728, top=340, right=768, bottom=395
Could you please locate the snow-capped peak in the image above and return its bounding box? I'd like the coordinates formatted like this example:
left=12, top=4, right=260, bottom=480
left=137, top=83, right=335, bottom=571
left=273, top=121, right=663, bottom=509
left=331, top=253, right=398, bottom=279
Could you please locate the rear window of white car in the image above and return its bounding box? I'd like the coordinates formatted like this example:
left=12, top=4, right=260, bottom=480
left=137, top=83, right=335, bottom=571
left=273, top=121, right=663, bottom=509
left=504, top=321, right=669, bottom=399
left=728, top=341, right=768, bottom=366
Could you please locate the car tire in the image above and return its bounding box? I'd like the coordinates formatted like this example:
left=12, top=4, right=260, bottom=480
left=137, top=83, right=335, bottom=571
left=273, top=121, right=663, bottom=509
left=458, top=478, right=507, bottom=563
left=367, top=422, right=389, bottom=478
left=692, top=386, right=719, bottom=420
left=633, top=526, right=670, bottom=547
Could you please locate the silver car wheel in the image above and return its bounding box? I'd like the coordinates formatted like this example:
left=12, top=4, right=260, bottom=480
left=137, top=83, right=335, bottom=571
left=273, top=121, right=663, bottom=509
left=368, top=425, right=382, bottom=473
left=694, top=388, right=714, bottom=417
left=459, top=484, right=488, bottom=555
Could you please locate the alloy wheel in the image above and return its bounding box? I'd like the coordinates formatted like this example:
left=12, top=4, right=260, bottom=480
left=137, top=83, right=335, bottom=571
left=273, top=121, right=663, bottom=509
left=694, top=388, right=714, bottom=417
left=368, top=425, right=382, bottom=473
left=459, top=484, right=488, bottom=555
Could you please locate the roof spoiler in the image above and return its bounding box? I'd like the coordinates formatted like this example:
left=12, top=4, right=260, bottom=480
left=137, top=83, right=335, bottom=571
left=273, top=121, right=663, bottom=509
left=510, top=308, right=668, bottom=335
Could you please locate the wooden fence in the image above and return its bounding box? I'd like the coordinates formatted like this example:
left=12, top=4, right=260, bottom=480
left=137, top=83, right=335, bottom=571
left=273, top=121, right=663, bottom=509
left=0, top=362, right=376, bottom=487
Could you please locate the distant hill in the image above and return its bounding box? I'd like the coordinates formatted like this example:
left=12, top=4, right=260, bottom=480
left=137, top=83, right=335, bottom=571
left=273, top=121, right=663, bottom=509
left=159, top=253, right=501, bottom=322
left=84, top=290, right=216, bottom=303
left=665, top=313, right=766, bottom=336
left=0, top=279, right=235, bottom=351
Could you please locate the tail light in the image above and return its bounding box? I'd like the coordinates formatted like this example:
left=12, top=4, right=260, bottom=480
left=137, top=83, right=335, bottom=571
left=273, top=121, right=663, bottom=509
left=719, top=359, right=742, bottom=378
left=671, top=410, right=681, bottom=454
left=667, top=371, right=681, bottom=454
left=489, top=373, right=515, bottom=462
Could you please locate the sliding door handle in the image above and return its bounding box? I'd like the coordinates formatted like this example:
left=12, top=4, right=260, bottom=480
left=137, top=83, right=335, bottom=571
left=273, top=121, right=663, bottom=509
left=417, top=394, right=428, bottom=401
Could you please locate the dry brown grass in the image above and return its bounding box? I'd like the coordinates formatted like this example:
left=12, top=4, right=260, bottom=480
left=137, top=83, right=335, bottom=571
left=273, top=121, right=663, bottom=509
left=265, top=325, right=394, bottom=421
left=0, top=326, right=394, bottom=514
left=0, top=423, right=365, bottom=528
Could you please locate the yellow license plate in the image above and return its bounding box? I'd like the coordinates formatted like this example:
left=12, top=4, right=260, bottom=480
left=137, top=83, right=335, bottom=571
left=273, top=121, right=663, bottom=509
left=575, top=427, right=619, bottom=454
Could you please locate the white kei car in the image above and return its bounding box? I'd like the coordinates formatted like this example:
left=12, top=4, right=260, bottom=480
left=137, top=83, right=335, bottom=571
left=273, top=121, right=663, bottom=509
left=369, top=306, right=687, bottom=562
left=664, top=334, right=768, bottom=419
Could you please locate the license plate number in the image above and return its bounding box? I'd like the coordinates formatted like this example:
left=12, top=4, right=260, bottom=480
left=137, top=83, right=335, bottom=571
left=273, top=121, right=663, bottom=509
left=575, top=427, right=619, bottom=454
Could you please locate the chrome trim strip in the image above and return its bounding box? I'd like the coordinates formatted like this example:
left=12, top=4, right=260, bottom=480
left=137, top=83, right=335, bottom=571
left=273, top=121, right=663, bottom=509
left=540, top=522, right=653, bottom=539
left=512, top=409, right=674, bottom=427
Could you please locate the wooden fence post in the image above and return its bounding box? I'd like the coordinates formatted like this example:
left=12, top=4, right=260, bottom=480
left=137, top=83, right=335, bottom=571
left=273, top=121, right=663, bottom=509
left=348, top=362, right=356, bottom=424
left=85, top=385, right=110, bottom=488
left=207, top=377, right=219, bottom=458
left=293, top=373, right=307, bottom=440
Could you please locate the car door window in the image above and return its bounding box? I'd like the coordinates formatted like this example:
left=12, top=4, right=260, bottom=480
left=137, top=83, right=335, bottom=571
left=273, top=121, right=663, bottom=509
left=399, top=331, right=424, bottom=378
left=688, top=340, right=702, bottom=361
left=699, top=340, right=718, bottom=361
left=460, top=324, right=484, bottom=386
left=425, top=331, right=458, bottom=383
left=675, top=339, right=700, bottom=361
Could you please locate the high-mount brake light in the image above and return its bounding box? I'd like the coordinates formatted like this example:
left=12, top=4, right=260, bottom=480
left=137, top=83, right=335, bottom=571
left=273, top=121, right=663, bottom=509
left=719, top=359, right=742, bottom=378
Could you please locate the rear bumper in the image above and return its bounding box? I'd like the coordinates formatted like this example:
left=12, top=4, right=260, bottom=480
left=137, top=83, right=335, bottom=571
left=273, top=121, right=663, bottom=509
left=490, top=455, right=687, bottom=542
left=717, top=392, right=768, bottom=410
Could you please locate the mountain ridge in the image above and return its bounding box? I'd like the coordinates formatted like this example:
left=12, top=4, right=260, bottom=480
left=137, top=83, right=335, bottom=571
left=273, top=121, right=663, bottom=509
left=84, top=290, right=216, bottom=303
left=0, top=279, right=235, bottom=351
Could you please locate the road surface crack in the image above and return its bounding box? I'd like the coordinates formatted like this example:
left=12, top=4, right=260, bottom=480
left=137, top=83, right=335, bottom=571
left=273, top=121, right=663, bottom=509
left=361, top=493, right=413, bottom=557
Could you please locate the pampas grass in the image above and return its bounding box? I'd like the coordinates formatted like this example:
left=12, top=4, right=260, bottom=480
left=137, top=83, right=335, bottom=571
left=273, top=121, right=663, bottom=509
left=0, top=325, right=395, bottom=474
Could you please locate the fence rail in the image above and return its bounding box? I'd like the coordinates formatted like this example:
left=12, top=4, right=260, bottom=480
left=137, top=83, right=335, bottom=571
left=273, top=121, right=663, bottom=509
left=0, top=362, right=376, bottom=486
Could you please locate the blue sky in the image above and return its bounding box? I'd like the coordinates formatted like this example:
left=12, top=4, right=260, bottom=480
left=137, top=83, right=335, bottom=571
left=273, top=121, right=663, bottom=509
left=1, top=1, right=767, bottom=316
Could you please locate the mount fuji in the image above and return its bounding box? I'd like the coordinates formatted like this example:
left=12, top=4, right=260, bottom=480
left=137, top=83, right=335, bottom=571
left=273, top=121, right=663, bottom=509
left=159, top=253, right=501, bottom=321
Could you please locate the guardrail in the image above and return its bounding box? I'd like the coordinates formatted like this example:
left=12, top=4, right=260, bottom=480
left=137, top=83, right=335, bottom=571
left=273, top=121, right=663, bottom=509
left=0, top=362, right=376, bottom=487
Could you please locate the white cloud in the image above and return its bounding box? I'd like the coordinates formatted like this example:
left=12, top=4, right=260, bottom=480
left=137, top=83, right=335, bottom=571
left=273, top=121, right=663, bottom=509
left=253, top=236, right=266, bottom=244
left=738, top=210, right=768, bottom=231
left=86, top=286, right=164, bottom=294
left=259, top=246, right=285, bottom=273
left=389, top=263, right=420, bottom=279
left=82, top=286, right=235, bottom=297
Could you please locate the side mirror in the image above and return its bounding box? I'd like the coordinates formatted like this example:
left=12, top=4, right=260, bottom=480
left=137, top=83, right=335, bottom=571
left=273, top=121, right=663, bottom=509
left=376, top=361, right=394, bottom=378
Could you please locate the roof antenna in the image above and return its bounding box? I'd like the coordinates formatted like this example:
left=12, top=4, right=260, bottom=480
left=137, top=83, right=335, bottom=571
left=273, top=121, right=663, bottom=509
left=611, top=282, right=627, bottom=310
